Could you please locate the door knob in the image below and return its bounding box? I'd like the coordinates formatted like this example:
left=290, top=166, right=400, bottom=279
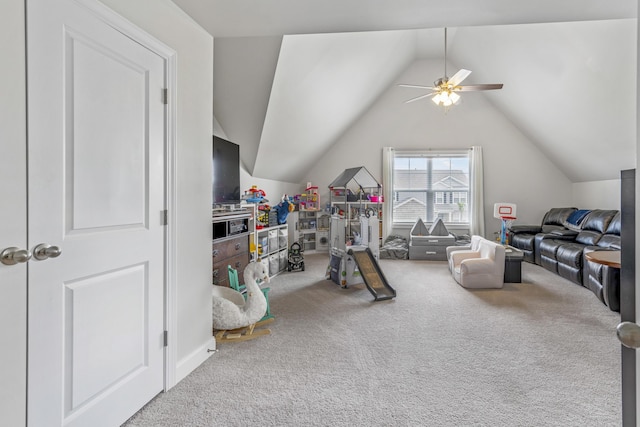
left=1, top=247, right=32, bottom=265
left=33, top=243, right=62, bottom=261
left=617, top=322, right=640, bottom=349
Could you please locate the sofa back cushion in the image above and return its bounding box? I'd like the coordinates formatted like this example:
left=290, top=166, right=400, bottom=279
left=597, top=211, right=621, bottom=249
left=575, top=209, right=619, bottom=245
left=564, top=209, right=591, bottom=231
left=605, top=211, right=621, bottom=235
left=541, top=207, right=577, bottom=233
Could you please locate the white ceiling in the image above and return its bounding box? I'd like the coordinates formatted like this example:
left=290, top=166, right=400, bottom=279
left=173, top=1, right=635, bottom=38
left=173, top=0, right=638, bottom=183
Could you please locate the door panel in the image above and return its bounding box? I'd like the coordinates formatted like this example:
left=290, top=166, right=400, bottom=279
left=27, top=0, right=166, bottom=425
left=65, top=263, right=148, bottom=411
left=67, top=32, right=147, bottom=230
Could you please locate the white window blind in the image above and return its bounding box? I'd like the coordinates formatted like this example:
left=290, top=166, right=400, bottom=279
left=392, top=151, right=470, bottom=227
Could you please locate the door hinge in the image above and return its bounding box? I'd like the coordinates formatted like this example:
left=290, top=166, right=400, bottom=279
left=161, top=210, right=168, bottom=225
left=162, top=88, right=168, bottom=105
left=163, top=330, right=168, bottom=347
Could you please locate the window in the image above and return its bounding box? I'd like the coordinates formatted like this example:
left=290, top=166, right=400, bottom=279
left=392, top=151, right=470, bottom=226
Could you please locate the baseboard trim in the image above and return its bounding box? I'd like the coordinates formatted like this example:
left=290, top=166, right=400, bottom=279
left=174, top=337, right=216, bottom=386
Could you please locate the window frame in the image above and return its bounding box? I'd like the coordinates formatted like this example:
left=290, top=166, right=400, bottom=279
left=391, top=150, right=470, bottom=228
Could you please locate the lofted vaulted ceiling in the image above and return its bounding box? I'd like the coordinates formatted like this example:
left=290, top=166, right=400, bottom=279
left=173, top=0, right=637, bottom=184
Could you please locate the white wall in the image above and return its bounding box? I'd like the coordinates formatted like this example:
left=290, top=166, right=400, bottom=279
left=573, top=179, right=622, bottom=210
left=240, top=167, right=302, bottom=203
left=305, top=59, right=574, bottom=237
left=216, top=120, right=303, bottom=206
left=99, top=0, right=214, bottom=382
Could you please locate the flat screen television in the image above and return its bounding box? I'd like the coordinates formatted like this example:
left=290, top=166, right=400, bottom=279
left=212, top=136, right=241, bottom=205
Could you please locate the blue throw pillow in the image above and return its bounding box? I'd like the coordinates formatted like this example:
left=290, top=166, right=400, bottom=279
left=567, top=209, right=591, bottom=226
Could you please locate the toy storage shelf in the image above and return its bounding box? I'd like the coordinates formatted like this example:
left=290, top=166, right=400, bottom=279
left=240, top=203, right=258, bottom=262
left=288, top=210, right=331, bottom=253
left=256, top=224, right=289, bottom=278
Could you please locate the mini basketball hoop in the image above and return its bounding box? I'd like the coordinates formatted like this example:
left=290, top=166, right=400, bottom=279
left=493, top=203, right=517, bottom=245
left=500, top=216, right=516, bottom=245
left=493, top=203, right=516, bottom=219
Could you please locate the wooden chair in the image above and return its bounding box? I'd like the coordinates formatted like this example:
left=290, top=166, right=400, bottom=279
left=227, top=265, right=273, bottom=321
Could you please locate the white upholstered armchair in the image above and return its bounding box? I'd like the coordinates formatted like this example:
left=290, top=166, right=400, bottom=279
left=450, top=238, right=506, bottom=289
left=446, top=235, right=483, bottom=272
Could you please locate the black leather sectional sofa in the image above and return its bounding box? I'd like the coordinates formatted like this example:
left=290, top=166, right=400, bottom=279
left=508, top=208, right=620, bottom=312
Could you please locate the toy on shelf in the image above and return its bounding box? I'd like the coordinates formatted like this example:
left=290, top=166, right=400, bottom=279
left=243, top=185, right=268, bottom=204
left=493, top=203, right=517, bottom=245
left=302, top=183, right=319, bottom=211
left=256, top=205, right=273, bottom=229
left=272, top=194, right=295, bottom=225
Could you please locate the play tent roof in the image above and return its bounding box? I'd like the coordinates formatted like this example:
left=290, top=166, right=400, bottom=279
left=328, top=166, right=381, bottom=192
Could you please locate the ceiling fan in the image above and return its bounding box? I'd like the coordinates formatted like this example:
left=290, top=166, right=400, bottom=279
left=399, top=28, right=503, bottom=107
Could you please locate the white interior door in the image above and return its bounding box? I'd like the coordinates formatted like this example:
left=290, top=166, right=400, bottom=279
left=27, top=0, right=166, bottom=425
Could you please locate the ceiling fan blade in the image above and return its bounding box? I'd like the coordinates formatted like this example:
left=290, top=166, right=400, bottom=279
left=455, top=83, right=504, bottom=92
left=405, top=93, right=436, bottom=104
left=448, top=69, right=472, bottom=86
left=398, top=84, right=434, bottom=90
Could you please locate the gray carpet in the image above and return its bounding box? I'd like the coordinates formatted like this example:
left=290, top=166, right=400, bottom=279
left=125, top=254, right=622, bottom=426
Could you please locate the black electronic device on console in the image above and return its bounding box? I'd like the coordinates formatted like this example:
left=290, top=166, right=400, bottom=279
left=212, top=136, right=241, bottom=205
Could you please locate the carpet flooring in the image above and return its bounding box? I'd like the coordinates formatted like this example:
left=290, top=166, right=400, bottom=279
left=124, top=253, right=622, bottom=426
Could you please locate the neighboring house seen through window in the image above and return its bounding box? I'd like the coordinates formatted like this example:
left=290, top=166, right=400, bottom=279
left=392, top=152, right=470, bottom=227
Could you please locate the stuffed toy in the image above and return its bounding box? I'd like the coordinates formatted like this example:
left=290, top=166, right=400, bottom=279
left=273, top=194, right=294, bottom=224
left=211, top=262, right=269, bottom=331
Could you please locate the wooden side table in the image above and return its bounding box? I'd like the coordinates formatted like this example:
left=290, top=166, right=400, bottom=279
left=585, top=250, right=621, bottom=268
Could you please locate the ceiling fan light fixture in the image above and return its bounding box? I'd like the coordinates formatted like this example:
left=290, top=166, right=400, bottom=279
left=399, top=28, right=502, bottom=108
left=432, top=90, right=460, bottom=107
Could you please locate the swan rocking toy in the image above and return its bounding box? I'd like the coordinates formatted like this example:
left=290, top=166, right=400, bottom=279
left=212, top=262, right=273, bottom=342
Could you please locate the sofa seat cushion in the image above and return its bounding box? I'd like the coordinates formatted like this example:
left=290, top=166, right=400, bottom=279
left=556, top=243, right=586, bottom=269
left=597, top=234, right=621, bottom=249
left=596, top=212, right=621, bottom=249
left=539, top=239, right=566, bottom=259
left=549, top=229, right=579, bottom=238
left=575, top=230, right=602, bottom=246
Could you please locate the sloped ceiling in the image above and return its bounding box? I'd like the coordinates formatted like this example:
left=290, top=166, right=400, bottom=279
left=254, top=30, right=417, bottom=181
left=447, top=22, right=637, bottom=182
left=174, top=0, right=637, bottom=183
